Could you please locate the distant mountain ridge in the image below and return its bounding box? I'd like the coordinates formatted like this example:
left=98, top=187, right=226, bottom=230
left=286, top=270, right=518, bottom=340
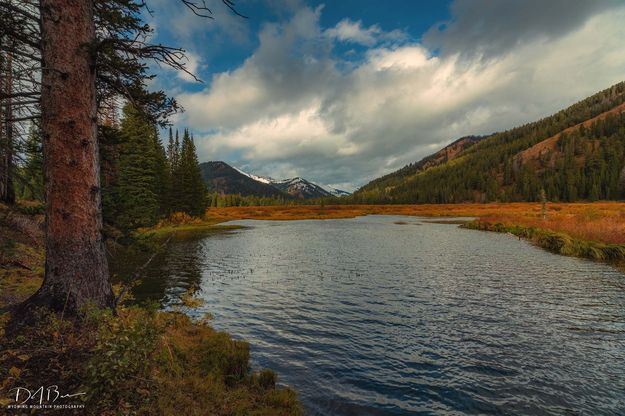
left=199, top=161, right=350, bottom=199
left=200, top=161, right=290, bottom=199
left=354, top=81, right=625, bottom=203
left=271, top=177, right=334, bottom=199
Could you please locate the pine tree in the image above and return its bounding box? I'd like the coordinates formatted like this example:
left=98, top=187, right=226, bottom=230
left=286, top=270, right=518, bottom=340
left=172, top=129, right=206, bottom=216
left=152, top=126, right=171, bottom=216
left=174, top=130, right=180, bottom=169
left=100, top=124, right=125, bottom=225
left=30, top=0, right=114, bottom=311
left=169, top=129, right=182, bottom=212
left=112, top=104, right=166, bottom=230
left=166, top=127, right=176, bottom=169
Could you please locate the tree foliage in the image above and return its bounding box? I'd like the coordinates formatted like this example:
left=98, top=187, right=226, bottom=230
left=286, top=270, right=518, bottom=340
left=171, top=129, right=207, bottom=216
left=207, top=192, right=289, bottom=207
left=103, top=106, right=206, bottom=232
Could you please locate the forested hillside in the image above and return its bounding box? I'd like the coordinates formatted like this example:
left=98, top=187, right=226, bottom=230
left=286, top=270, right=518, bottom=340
left=362, top=135, right=484, bottom=195
left=353, top=82, right=625, bottom=203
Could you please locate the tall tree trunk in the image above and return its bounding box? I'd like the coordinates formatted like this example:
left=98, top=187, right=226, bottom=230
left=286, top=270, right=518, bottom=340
left=27, top=0, right=113, bottom=312
left=0, top=50, right=4, bottom=201
left=0, top=49, right=16, bottom=204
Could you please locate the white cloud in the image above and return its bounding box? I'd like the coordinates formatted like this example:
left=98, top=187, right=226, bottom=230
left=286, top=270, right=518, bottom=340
left=177, top=51, right=202, bottom=82
left=325, top=19, right=406, bottom=46
left=178, top=6, right=337, bottom=130
left=200, top=104, right=358, bottom=160
left=174, top=2, right=625, bottom=189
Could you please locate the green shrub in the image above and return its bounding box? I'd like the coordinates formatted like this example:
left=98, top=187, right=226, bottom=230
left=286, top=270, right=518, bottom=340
left=83, top=308, right=161, bottom=408
left=1, top=305, right=301, bottom=415
left=198, top=331, right=250, bottom=384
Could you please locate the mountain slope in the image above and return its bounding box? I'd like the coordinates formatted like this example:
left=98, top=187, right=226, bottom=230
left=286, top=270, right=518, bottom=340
left=271, top=177, right=334, bottom=199
left=325, top=187, right=351, bottom=197
left=362, top=135, right=484, bottom=195
left=232, top=166, right=274, bottom=185
left=199, top=162, right=291, bottom=198
left=354, top=82, right=625, bottom=203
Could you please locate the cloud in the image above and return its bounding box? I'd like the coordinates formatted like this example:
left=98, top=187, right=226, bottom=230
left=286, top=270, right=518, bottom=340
left=325, top=19, right=406, bottom=46
left=148, top=0, right=251, bottom=44
left=175, top=2, right=625, bottom=190
left=424, top=0, right=621, bottom=59
left=178, top=6, right=337, bottom=130
left=177, top=51, right=202, bottom=82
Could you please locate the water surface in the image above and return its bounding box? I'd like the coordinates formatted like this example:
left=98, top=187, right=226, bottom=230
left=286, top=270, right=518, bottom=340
left=112, top=215, right=625, bottom=415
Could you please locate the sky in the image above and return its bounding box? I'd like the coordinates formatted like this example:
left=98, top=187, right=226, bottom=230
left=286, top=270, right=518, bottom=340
left=146, top=0, right=625, bottom=191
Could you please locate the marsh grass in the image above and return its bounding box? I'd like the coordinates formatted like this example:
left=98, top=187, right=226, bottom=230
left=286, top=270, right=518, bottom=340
left=464, top=220, right=625, bottom=264
left=204, top=203, right=625, bottom=266
left=206, top=203, right=625, bottom=246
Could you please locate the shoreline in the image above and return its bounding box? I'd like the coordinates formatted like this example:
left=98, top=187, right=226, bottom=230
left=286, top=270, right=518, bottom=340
left=144, top=203, right=625, bottom=271
left=0, top=204, right=302, bottom=415
left=462, top=220, right=625, bottom=271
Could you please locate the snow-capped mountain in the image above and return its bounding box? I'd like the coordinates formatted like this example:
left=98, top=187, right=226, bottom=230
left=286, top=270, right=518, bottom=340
left=232, top=165, right=351, bottom=198
left=271, top=177, right=350, bottom=199
left=200, top=161, right=351, bottom=199
left=270, top=177, right=334, bottom=199
left=232, top=166, right=274, bottom=185
left=199, top=162, right=290, bottom=198
left=323, top=187, right=351, bottom=197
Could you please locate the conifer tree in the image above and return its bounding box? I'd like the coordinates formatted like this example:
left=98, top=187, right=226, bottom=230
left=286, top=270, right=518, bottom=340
left=174, top=130, right=180, bottom=169
left=100, top=125, right=123, bottom=225
left=167, top=128, right=175, bottom=166
left=169, top=129, right=182, bottom=212
left=152, top=126, right=171, bottom=216
left=172, top=129, right=206, bottom=216
left=112, top=104, right=166, bottom=230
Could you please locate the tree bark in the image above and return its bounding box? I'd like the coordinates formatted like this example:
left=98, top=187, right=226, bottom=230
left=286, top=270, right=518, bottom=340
left=27, top=0, right=113, bottom=312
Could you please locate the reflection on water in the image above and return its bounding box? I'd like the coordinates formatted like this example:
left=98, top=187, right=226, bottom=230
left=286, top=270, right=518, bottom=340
left=110, top=216, right=625, bottom=415
left=110, top=228, right=218, bottom=305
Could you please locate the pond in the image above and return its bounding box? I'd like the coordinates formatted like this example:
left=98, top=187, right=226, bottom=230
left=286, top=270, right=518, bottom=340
left=111, top=215, right=625, bottom=415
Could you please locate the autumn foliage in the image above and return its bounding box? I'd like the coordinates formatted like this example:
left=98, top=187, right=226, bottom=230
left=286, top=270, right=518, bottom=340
left=206, top=202, right=625, bottom=245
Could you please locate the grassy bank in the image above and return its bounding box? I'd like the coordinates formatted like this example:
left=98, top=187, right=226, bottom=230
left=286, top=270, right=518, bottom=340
left=0, top=204, right=301, bottom=415
left=463, top=220, right=625, bottom=264
left=0, top=304, right=301, bottom=415
left=136, top=211, right=244, bottom=239
left=203, top=202, right=625, bottom=268
left=459, top=202, right=625, bottom=268
left=205, top=203, right=532, bottom=221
